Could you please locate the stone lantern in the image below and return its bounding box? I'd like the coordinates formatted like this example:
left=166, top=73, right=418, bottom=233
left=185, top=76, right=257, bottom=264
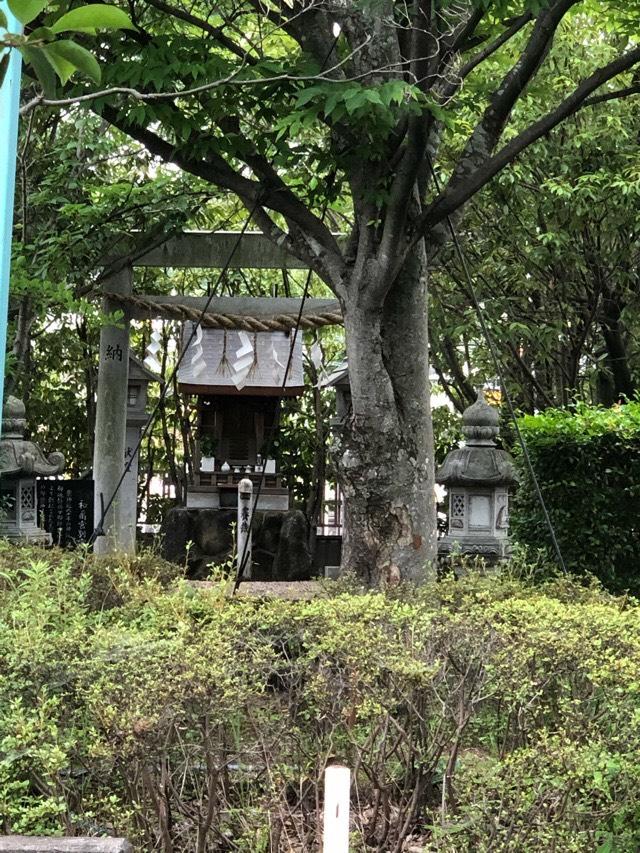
left=0, top=396, right=65, bottom=544
left=436, top=391, right=518, bottom=559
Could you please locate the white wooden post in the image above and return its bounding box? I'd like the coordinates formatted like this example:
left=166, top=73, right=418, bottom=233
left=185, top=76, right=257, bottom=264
left=323, top=764, right=350, bottom=853
left=237, top=477, right=253, bottom=579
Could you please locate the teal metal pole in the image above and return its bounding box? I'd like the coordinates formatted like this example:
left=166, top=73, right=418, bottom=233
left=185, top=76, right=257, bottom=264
left=0, top=2, right=22, bottom=421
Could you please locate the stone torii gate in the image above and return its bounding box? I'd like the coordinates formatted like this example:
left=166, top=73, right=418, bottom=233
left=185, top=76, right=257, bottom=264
left=94, top=232, right=342, bottom=554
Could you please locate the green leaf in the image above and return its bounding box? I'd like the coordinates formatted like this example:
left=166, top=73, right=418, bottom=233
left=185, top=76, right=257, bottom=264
left=295, top=86, right=323, bottom=108
left=50, top=4, right=136, bottom=35
left=19, top=44, right=57, bottom=97
left=41, top=41, right=78, bottom=84
left=0, top=9, right=7, bottom=28
left=28, top=25, right=55, bottom=40
left=7, top=0, right=47, bottom=25
left=344, top=91, right=367, bottom=115
left=323, top=91, right=341, bottom=117
left=362, top=89, right=383, bottom=106
left=46, top=39, right=101, bottom=83
left=596, top=835, right=615, bottom=853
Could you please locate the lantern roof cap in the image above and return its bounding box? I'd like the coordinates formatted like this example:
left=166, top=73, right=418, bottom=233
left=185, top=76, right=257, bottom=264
left=462, top=389, right=500, bottom=444
left=129, top=354, right=160, bottom=384
left=0, top=396, right=65, bottom=477
left=435, top=446, right=519, bottom=487
left=435, top=389, right=518, bottom=487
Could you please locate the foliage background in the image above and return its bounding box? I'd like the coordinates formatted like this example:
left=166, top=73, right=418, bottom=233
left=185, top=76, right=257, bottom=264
left=511, top=402, right=640, bottom=592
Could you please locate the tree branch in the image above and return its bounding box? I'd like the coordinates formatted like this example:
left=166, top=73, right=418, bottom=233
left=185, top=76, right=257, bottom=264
left=451, top=0, right=579, bottom=179
left=376, top=115, right=428, bottom=295
left=429, top=346, right=467, bottom=413
left=440, top=333, right=477, bottom=407
left=449, top=6, right=485, bottom=54
left=456, top=12, right=534, bottom=84
left=250, top=203, right=347, bottom=293
left=581, top=83, right=640, bottom=109
left=142, top=0, right=259, bottom=64
left=418, top=45, right=640, bottom=235
left=370, top=0, right=439, bottom=298
left=100, top=105, right=345, bottom=279
left=282, top=5, right=344, bottom=80
left=410, top=0, right=436, bottom=93
left=19, top=40, right=375, bottom=116
left=504, top=340, right=556, bottom=408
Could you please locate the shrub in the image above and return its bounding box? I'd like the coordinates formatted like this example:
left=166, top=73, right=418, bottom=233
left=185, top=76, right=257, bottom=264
left=510, top=401, right=640, bottom=593
left=1, top=546, right=640, bottom=850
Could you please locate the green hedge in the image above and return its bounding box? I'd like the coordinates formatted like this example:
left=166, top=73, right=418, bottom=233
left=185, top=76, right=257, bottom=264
left=511, top=402, right=640, bottom=592
left=2, top=545, right=640, bottom=850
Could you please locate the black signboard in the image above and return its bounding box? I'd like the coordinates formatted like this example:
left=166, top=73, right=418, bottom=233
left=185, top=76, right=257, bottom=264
left=37, top=479, right=94, bottom=548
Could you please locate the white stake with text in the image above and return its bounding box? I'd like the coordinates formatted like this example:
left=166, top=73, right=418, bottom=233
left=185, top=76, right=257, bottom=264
left=323, top=764, right=350, bottom=853
left=237, top=478, right=253, bottom=580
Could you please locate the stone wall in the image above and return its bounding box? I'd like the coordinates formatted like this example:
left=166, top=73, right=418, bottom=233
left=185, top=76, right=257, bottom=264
left=160, top=508, right=312, bottom=580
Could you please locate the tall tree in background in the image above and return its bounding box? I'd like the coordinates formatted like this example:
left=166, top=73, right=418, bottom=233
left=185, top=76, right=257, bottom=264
left=430, top=43, right=640, bottom=412
left=35, top=0, right=640, bottom=583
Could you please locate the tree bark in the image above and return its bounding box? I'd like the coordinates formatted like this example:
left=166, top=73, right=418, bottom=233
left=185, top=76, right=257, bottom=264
left=338, top=245, right=437, bottom=584
left=600, top=289, right=634, bottom=403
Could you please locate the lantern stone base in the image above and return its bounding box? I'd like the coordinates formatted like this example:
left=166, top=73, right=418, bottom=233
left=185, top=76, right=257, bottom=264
left=438, top=534, right=511, bottom=562
left=0, top=523, right=52, bottom=546
left=0, top=477, right=53, bottom=546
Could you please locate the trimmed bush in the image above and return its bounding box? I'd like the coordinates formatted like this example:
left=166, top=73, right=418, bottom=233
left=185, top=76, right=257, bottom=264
left=1, top=545, right=640, bottom=850
left=511, top=402, right=640, bottom=593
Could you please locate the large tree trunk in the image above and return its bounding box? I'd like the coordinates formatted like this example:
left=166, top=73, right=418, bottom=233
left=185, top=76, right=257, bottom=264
left=338, top=245, right=437, bottom=584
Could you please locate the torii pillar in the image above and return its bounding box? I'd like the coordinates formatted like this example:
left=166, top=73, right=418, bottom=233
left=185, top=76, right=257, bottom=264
left=93, top=266, right=132, bottom=554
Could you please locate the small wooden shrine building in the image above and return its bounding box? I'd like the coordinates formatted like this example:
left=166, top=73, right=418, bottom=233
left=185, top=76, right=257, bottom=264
left=177, top=324, right=304, bottom=511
